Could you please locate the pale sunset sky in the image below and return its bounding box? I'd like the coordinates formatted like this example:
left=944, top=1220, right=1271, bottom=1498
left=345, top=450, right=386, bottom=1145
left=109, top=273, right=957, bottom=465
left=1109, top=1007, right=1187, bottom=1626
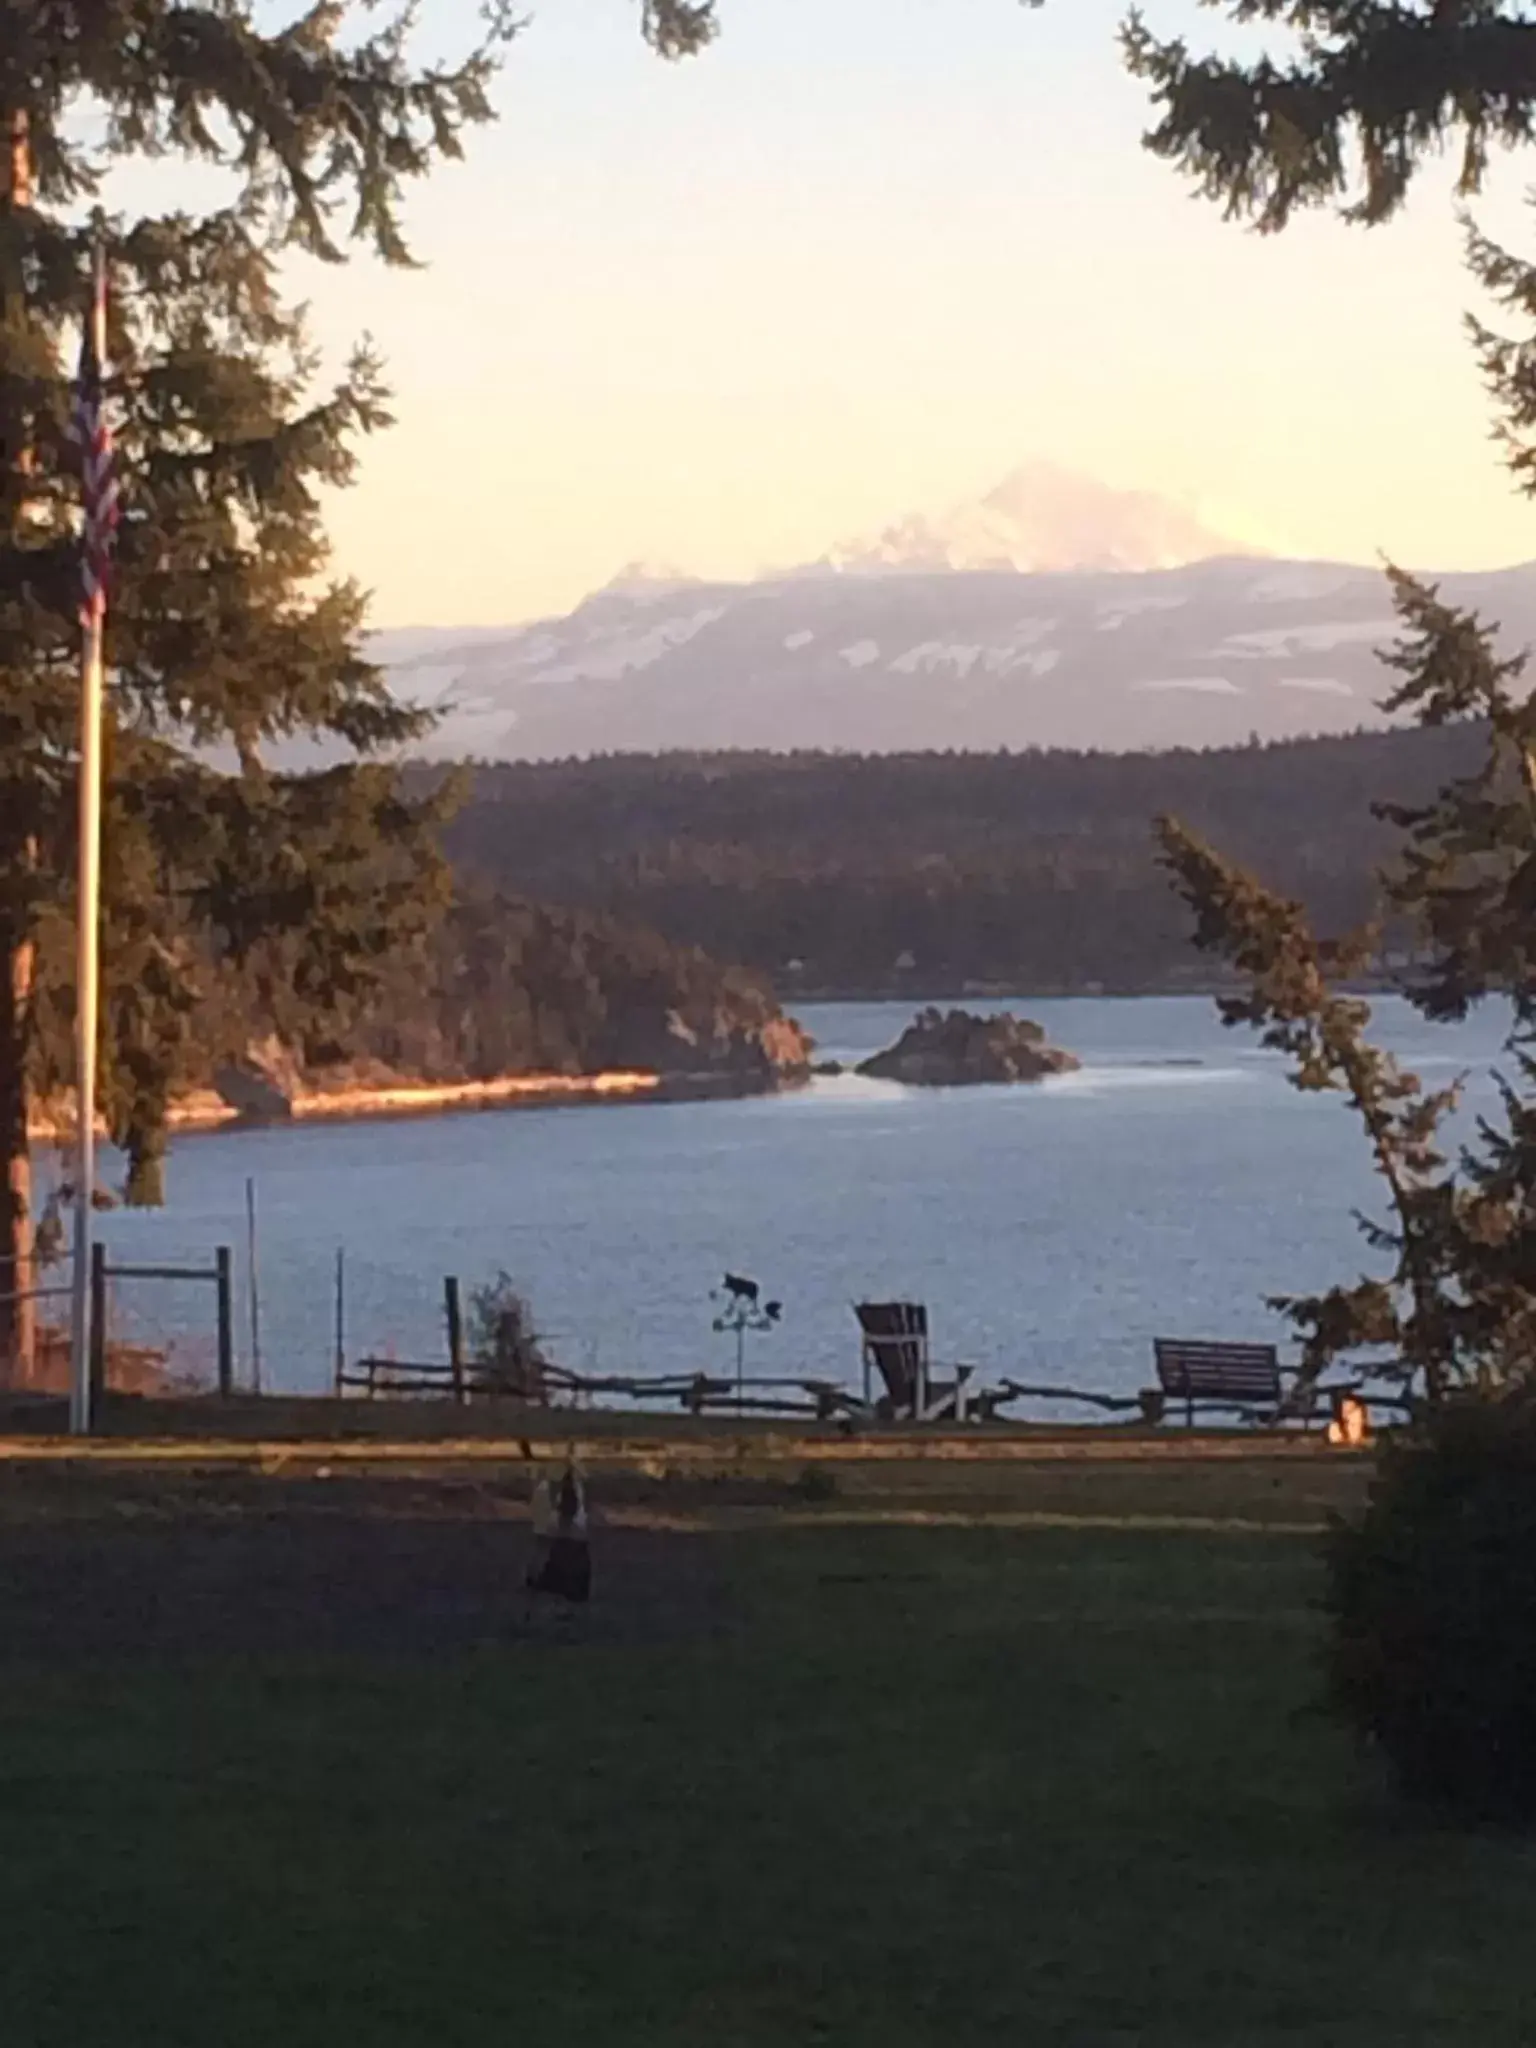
left=276, top=0, right=1536, bottom=627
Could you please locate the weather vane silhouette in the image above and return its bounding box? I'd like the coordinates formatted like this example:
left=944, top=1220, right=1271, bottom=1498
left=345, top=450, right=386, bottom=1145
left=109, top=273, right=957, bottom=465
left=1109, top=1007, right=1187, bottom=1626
left=711, top=1273, right=783, bottom=1398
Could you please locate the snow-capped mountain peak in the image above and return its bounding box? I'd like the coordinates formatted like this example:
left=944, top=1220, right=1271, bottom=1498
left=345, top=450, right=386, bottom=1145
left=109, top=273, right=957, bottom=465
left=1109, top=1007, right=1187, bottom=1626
left=822, top=460, right=1262, bottom=577
left=353, top=462, right=1532, bottom=768
left=597, top=559, right=704, bottom=601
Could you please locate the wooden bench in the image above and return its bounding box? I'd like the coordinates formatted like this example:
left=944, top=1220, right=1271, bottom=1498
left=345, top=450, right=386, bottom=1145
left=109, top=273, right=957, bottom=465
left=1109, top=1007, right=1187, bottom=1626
left=1152, top=1338, right=1281, bottom=1426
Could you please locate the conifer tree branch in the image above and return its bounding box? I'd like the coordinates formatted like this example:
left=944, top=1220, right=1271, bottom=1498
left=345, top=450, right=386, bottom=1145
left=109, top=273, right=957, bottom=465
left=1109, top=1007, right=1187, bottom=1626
left=641, top=0, right=719, bottom=57
left=1121, top=3, right=1536, bottom=232
left=1372, top=570, right=1536, bottom=1032
left=1155, top=812, right=1458, bottom=1398
left=4, top=2, right=520, bottom=261
left=1158, top=565, right=1536, bottom=1402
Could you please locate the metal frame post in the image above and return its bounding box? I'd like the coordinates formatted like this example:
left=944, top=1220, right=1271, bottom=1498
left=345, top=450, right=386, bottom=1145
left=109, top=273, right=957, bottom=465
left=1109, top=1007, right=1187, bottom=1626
left=87, top=1241, right=106, bottom=1409
left=444, top=1275, right=465, bottom=1405
left=215, top=1245, right=233, bottom=1397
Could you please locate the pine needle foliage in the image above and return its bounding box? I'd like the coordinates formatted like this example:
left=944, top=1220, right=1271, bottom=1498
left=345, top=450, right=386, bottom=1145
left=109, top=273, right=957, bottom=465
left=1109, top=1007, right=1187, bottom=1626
left=1120, top=2, right=1536, bottom=233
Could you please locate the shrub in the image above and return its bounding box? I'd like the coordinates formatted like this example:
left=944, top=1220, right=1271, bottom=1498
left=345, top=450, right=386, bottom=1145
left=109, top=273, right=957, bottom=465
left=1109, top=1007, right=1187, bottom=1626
left=1324, top=1394, right=1536, bottom=1824
left=469, top=1273, right=552, bottom=1400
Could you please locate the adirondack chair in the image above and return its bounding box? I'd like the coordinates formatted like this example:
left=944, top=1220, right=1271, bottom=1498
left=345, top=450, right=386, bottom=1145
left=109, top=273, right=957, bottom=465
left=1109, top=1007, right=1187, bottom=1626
left=854, top=1302, right=975, bottom=1423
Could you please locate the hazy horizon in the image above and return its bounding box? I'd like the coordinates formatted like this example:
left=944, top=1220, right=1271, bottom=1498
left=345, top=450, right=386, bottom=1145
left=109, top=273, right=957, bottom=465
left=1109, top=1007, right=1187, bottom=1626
left=364, top=490, right=1536, bottom=642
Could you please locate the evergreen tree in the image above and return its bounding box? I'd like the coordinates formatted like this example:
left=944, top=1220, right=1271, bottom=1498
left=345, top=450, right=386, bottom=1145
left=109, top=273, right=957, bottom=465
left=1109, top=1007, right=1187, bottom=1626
left=1156, top=570, right=1536, bottom=1401
left=1121, top=0, right=1536, bottom=1396
left=0, top=1, right=516, bottom=1377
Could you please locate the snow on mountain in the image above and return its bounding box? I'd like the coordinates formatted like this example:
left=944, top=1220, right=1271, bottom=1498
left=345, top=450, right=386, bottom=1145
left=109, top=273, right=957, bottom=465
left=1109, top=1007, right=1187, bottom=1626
left=365, top=466, right=1535, bottom=762
left=378, top=552, right=1536, bottom=761
left=822, top=461, right=1257, bottom=576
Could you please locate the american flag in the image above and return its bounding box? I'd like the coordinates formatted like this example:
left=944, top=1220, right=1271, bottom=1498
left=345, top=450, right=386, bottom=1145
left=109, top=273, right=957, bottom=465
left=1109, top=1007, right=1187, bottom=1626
left=71, top=249, right=118, bottom=628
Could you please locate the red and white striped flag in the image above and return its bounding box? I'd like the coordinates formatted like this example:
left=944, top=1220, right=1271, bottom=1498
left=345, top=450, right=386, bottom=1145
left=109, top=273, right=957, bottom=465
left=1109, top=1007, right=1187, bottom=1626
left=71, top=250, right=118, bottom=628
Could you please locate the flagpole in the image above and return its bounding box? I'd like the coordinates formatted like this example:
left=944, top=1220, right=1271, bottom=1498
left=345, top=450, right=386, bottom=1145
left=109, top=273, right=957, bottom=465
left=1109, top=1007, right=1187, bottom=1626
left=69, top=239, right=108, bottom=1439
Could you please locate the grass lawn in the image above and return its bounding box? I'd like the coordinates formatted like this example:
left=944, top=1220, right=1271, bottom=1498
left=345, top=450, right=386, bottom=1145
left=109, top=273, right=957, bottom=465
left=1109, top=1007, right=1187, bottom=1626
left=0, top=1463, right=1532, bottom=2045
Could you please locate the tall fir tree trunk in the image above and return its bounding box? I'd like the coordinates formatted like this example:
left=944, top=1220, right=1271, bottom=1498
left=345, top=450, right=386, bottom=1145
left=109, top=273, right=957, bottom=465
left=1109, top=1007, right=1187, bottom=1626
left=1, top=106, right=37, bottom=1384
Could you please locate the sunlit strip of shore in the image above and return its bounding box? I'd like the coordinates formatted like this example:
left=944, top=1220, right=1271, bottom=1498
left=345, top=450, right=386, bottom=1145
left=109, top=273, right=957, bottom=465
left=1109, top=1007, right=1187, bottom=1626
left=285, top=1069, right=660, bottom=1123
left=29, top=1069, right=663, bottom=1141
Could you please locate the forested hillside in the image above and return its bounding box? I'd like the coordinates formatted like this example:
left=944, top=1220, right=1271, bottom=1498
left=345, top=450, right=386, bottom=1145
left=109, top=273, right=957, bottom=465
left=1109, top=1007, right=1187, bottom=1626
left=189, top=890, right=806, bottom=1093
left=428, top=725, right=1483, bottom=995
left=351, top=893, right=804, bottom=1082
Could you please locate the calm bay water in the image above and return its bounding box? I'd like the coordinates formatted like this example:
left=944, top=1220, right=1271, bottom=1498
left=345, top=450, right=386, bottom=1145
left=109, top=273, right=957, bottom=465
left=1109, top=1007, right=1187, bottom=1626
left=77, top=995, right=1512, bottom=1402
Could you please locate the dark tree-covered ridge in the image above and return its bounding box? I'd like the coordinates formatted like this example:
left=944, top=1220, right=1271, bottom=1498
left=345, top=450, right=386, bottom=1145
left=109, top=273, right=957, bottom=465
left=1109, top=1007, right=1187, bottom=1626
left=424, top=723, right=1485, bottom=998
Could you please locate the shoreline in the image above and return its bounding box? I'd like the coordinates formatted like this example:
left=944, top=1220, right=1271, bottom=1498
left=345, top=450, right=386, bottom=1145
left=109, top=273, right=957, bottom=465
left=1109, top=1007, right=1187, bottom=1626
left=21, top=974, right=1429, bottom=1146
left=27, top=1068, right=666, bottom=1144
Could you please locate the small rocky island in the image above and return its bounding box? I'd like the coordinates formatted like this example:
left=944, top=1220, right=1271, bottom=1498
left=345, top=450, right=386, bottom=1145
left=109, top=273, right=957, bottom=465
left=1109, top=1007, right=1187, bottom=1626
left=857, top=1007, right=1080, bottom=1087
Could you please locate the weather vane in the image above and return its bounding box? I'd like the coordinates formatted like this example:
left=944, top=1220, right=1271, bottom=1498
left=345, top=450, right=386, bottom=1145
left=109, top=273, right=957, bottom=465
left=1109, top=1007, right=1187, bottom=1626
left=711, top=1272, right=782, bottom=1399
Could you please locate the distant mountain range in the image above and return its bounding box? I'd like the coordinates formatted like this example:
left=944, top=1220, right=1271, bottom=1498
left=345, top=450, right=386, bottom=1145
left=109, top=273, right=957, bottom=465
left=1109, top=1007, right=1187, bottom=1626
left=370, top=466, right=1536, bottom=761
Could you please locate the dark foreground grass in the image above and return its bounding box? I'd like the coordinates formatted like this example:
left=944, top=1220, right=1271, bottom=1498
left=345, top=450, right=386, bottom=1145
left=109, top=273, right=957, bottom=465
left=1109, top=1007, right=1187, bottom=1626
left=1, top=1507, right=1533, bottom=2045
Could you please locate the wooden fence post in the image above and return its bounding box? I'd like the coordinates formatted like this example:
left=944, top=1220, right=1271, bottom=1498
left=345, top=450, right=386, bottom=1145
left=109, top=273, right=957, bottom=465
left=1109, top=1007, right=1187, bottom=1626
left=88, top=1241, right=106, bottom=1409
left=444, top=1276, right=465, bottom=1405
left=215, top=1246, right=233, bottom=1398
